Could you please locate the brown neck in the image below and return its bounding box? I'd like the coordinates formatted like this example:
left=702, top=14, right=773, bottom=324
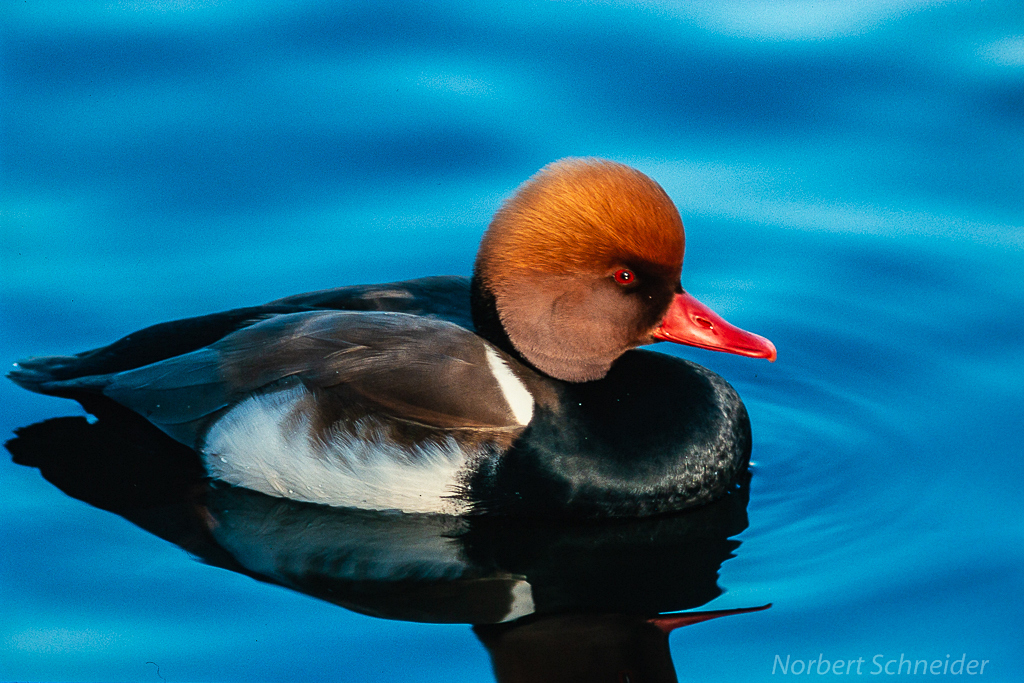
left=470, top=271, right=621, bottom=383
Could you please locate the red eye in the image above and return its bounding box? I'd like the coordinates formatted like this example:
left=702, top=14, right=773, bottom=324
left=613, top=269, right=635, bottom=285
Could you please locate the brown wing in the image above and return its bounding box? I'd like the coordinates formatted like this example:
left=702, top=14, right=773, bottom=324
left=96, top=311, right=532, bottom=448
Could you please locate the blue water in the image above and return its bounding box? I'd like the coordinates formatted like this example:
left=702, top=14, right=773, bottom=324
left=2, top=1, right=1023, bottom=681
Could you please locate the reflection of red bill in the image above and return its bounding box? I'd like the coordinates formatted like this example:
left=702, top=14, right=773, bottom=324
left=649, top=603, right=773, bottom=633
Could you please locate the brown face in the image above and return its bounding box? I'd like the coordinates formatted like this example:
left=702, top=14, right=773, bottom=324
left=474, top=159, right=686, bottom=382
left=488, top=263, right=679, bottom=382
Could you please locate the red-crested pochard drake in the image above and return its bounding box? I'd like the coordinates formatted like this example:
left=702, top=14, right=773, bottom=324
left=10, top=159, right=775, bottom=518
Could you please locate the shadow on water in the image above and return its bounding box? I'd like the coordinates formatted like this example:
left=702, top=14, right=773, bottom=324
left=7, top=412, right=768, bottom=683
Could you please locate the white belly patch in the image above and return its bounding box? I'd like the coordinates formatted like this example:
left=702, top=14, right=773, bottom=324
left=202, top=385, right=477, bottom=515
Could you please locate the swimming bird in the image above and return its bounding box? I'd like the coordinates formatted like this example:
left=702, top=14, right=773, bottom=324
left=9, top=158, right=775, bottom=518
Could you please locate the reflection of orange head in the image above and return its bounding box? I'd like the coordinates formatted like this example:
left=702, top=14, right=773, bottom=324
left=475, top=605, right=772, bottom=683
left=475, top=613, right=678, bottom=683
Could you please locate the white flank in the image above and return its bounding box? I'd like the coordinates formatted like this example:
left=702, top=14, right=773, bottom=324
left=484, top=345, right=534, bottom=425
left=210, top=509, right=472, bottom=583
left=203, top=385, right=474, bottom=515
left=501, top=579, right=537, bottom=623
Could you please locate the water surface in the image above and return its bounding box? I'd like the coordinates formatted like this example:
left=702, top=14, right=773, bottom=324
left=2, top=1, right=1022, bottom=681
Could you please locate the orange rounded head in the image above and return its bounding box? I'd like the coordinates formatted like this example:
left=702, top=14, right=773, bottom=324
left=472, top=158, right=775, bottom=382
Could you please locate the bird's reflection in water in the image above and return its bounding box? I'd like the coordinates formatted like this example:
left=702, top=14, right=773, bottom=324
left=8, top=413, right=769, bottom=683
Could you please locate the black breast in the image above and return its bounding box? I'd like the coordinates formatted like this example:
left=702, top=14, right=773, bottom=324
left=468, top=349, right=751, bottom=518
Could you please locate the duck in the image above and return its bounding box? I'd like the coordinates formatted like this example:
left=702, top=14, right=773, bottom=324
left=9, top=158, right=775, bottom=518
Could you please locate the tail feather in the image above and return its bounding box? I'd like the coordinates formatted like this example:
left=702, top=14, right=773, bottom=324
left=8, top=355, right=112, bottom=396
